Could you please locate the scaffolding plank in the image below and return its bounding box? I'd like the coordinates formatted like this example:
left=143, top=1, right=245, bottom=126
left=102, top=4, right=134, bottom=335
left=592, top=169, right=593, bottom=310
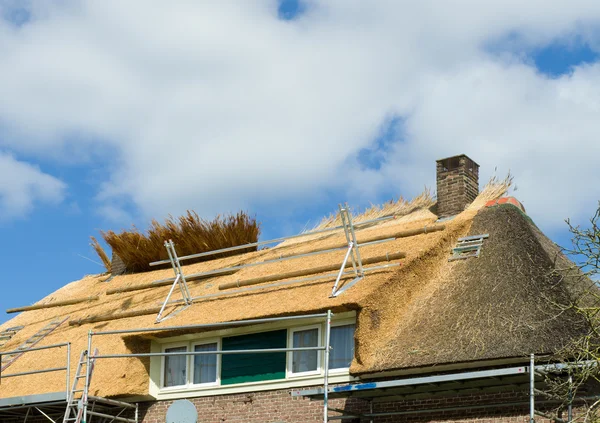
left=292, top=366, right=528, bottom=397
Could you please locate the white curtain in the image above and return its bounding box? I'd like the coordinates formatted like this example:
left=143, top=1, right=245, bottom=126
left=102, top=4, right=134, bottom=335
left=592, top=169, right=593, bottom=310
left=330, top=325, right=355, bottom=369
left=194, top=343, right=218, bottom=384
left=164, top=346, right=187, bottom=387
left=293, top=329, right=318, bottom=372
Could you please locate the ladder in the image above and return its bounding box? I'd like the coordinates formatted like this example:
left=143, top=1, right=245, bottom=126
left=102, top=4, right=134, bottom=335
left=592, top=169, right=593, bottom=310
left=63, top=348, right=98, bottom=423
left=0, top=326, right=24, bottom=349
left=1, top=317, right=69, bottom=371
left=449, top=234, right=489, bottom=261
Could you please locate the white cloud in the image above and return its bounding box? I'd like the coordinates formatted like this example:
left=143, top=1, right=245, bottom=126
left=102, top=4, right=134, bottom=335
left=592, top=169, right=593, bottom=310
left=0, top=1, right=599, bottom=229
left=0, top=152, right=65, bottom=220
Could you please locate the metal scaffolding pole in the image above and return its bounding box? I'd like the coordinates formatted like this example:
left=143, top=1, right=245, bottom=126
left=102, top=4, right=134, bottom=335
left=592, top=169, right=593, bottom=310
left=324, top=310, right=332, bottom=423
left=86, top=311, right=334, bottom=423
left=568, top=375, right=573, bottom=423
left=91, top=313, right=329, bottom=336
left=530, top=353, right=535, bottom=423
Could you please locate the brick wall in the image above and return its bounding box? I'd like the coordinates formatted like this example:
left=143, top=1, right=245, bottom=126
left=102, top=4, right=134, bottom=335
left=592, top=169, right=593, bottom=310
left=436, top=155, right=479, bottom=218
left=0, top=389, right=581, bottom=423
left=137, top=388, right=567, bottom=423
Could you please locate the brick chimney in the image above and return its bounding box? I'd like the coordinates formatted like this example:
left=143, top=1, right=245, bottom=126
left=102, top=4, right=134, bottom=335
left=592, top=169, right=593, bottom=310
left=436, top=154, right=479, bottom=217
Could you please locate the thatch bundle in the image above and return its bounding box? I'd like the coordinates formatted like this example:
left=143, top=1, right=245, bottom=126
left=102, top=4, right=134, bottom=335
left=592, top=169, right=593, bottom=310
left=100, top=211, right=260, bottom=273
left=90, top=236, right=112, bottom=273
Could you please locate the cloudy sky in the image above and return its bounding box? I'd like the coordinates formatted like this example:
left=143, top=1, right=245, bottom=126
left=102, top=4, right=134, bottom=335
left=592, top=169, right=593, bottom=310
left=1, top=0, right=600, bottom=324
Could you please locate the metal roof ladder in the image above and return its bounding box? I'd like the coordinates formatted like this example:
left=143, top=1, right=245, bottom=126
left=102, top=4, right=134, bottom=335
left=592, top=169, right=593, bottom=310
left=1, top=317, right=69, bottom=371
left=449, top=234, right=489, bottom=261
left=156, top=240, right=194, bottom=323
left=63, top=348, right=98, bottom=423
left=0, top=326, right=24, bottom=349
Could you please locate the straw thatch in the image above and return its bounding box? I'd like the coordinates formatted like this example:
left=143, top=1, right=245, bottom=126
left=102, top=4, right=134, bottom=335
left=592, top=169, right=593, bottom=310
left=101, top=210, right=260, bottom=273
left=90, top=236, right=111, bottom=273
left=355, top=204, right=590, bottom=374
left=1, top=178, right=587, bottom=401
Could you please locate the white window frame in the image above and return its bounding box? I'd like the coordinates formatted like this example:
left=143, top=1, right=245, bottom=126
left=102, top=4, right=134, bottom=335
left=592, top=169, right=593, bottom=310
left=190, top=338, right=221, bottom=387
left=160, top=341, right=189, bottom=389
left=150, top=312, right=357, bottom=398
left=328, top=320, right=356, bottom=374
left=287, top=324, right=322, bottom=377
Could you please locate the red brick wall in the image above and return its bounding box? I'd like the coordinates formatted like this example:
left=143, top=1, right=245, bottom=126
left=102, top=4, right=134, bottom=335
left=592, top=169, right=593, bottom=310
left=0, top=389, right=578, bottom=423
left=137, top=388, right=566, bottom=423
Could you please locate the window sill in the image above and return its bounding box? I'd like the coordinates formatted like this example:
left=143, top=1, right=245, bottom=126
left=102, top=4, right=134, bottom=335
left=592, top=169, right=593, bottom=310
left=151, top=372, right=356, bottom=400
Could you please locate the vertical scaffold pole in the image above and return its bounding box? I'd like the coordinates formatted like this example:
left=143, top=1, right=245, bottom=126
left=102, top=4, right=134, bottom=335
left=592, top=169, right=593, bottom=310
left=84, top=331, right=93, bottom=423
left=530, top=353, right=535, bottom=423
left=323, top=310, right=332, bottom=423
left=66, top=342, right=71, bottom=397
left=568, top=375, right=573, bottom=423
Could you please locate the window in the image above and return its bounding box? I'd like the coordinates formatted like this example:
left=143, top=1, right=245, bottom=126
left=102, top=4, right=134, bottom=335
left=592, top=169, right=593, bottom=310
left=221, top=330, right=287, bottom=385
left=154, top=317, right=356, bottom=395
left=193, top=342, right=218, bottom=385
left=163, top=346, right=187, bottom=387
left=330, top=324, right=355, bottom=370
left=290, top=327, right=320, bottom=374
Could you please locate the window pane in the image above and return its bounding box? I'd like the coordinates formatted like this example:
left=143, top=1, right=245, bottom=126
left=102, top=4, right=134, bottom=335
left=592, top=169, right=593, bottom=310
left=193, top=343, right=217, bottom=384
left=330, top=325, right=355, bottom=369
left=164, top=346, right=187, bottom=387
left=221, top=330, right=287, bottom=385
left=292, top=328, right=318, bottom=373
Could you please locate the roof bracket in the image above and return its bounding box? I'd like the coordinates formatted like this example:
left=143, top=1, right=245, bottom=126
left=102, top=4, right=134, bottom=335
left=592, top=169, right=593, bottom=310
left=156, top=240, right=194, bottom=323
left=330, top=203, right=365, bottom=297
left=449, top=234, right=489, bottom=261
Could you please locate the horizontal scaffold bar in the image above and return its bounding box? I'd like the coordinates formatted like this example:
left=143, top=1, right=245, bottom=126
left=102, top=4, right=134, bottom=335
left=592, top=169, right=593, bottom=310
left=149, top=215, right=397, bottom=266
left=85, top=409, right=137, bottom=423
left=106, top=239, right=392, bottom=296
left=6, top=296, right=99, bottom=314
left=88, top=396, right=137, bottom=409
left=1, top=366, right=67, bottom=379
left=0, top=342, right=70, bottom=356
left=293, top=366, right=528, bottom=397
left=89, top=313, right=329, bottom=335
left=94, top=346, right=325, bottom=359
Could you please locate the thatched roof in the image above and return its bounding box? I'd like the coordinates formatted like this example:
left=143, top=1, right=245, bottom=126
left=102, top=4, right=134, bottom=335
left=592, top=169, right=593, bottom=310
left=354, top=204, right=590, bottom=375
left=0, top=186, right=589, bottom=400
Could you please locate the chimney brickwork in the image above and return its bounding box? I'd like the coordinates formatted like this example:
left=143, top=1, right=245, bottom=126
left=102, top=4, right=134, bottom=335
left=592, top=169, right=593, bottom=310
left=436, top=154, right=479, bottom=218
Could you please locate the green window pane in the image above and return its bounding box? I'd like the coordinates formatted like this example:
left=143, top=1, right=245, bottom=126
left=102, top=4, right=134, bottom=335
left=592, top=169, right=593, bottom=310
left=221, top=330, right=286, bottom=385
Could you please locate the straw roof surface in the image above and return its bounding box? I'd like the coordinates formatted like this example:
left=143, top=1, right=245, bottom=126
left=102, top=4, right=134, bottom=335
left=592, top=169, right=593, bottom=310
left=0, top=181, right=586, bottom=400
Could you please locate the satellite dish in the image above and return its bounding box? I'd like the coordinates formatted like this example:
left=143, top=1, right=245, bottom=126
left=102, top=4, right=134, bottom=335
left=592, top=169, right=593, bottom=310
left=166, top=399, right=198, bottom=423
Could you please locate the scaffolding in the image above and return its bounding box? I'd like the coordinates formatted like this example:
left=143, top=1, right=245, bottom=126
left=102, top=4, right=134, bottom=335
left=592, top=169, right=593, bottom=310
left=293, top=354, right=600, bottom=421
left=153, top=204, right=403, bottom=322
left=0, top=342, right=139, bottom=423
left=86, top=311, right=334, bottom=423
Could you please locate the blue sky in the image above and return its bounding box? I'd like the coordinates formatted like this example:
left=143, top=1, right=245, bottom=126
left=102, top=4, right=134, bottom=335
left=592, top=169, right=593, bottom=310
left=1, top=1, right=600, bottom=325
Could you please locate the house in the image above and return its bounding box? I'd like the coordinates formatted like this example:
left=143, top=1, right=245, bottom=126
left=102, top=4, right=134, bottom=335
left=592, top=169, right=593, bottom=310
left=0, top=154, right=593, bottom=423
